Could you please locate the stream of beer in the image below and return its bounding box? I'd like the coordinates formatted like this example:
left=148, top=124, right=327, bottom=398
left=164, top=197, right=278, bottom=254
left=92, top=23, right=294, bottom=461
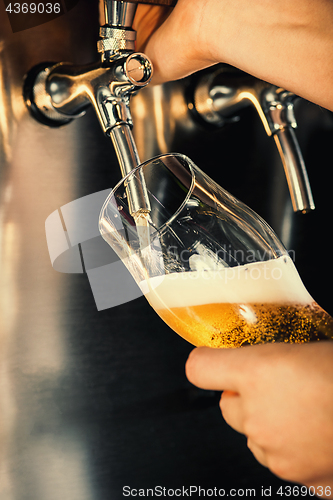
left=134, top=212, right=151, bottom=254
left=134, top=212, right=156, bottom=278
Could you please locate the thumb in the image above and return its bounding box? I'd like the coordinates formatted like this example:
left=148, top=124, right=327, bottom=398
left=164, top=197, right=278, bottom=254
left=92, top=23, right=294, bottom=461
left=185, top=346, right=248, bottom=392
left=144, top=1, right=216, bottom=84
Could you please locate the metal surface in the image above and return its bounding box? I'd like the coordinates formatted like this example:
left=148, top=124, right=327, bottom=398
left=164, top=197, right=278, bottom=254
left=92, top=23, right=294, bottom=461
left=274, top=127, right=315, bottom=214
left=25, top=55, right=152, bottom=132
left=193, top=67, right=315, bottom=213
left=103, top=0, right=137, bottom=27
left=97, top=26, right=136, bottom=54
left=1, top=2, right=333, bottom=499
left=110, top=124, right=150, bottom=214
left=262, top=88, right=315, bottom=213
left=99, top=1, right=137, bottom=59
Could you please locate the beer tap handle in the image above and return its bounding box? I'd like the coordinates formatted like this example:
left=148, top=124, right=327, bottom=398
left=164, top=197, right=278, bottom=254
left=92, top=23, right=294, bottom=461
left=102, top=0, right=176, bottom=27
left=99, top=0, right=176, bottom=58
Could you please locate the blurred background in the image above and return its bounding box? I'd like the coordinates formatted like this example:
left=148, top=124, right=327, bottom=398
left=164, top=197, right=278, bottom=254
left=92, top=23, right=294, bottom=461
left=1, top=1, right=332, bottom=498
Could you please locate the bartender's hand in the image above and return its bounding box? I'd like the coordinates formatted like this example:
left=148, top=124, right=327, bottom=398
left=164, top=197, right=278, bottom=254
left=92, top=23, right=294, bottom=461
left=186, top=342, right=333, bottom=496
left=133, top=1, right=219, bottom=83
left=134, top=0, right=333, bottom=111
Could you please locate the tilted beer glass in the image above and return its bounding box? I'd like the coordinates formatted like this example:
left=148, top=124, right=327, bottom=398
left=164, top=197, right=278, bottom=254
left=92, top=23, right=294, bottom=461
left=99, top=154, right=333, bottom=347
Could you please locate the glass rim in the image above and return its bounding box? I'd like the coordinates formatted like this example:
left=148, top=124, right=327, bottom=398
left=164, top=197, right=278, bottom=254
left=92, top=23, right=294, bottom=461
left=101, top=152, right=196, bottom=234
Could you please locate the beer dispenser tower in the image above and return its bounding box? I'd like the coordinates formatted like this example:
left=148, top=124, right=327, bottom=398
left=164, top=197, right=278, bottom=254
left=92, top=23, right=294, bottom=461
left=0, top=0, right=332, bottom=498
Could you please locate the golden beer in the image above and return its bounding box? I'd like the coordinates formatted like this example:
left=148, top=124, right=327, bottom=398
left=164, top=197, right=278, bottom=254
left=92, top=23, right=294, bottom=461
left=140, top=256, right=333, bottom=348
left=155, top=301, right=333, bottom=348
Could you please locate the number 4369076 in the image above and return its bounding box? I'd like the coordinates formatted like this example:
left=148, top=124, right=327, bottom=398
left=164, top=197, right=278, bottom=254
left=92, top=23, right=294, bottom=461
left=5, top=3, right=61, bottom=14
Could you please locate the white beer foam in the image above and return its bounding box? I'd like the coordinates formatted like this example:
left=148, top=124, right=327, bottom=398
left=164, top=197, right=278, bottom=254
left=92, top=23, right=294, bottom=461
left=140, top=256, right=313, bottom=310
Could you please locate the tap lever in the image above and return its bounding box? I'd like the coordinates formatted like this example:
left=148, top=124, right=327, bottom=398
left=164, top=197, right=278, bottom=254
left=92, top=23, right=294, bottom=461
left=102, top=0, right=137, bottom=27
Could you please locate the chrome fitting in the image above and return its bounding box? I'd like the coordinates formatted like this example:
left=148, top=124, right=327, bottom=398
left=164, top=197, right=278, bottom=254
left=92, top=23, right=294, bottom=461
left=97, top=26, right=136, bottom=60
left=23, top=62, right=74, bottom=127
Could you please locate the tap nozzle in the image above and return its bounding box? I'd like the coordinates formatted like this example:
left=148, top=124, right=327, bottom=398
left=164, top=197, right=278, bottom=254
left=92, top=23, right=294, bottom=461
left=261, top=88, right=315, bottom=214
left=192, top=66, right=315, bottom=214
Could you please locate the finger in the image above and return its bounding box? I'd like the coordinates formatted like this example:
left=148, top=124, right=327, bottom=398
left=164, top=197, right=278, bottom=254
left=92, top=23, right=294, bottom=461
left=144, top=1, right=215, bottom=83
left=133, top=5, right=172, bottom=51
left=247, top=438, right=268, bottom=468
left=219, top=391, right=244, bottom=434
left=185, top=346, right=246, bottom=392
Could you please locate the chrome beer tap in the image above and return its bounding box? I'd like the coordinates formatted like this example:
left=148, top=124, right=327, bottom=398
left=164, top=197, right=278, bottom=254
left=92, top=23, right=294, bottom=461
left=192, top=66, right=315, bottom=214
left=23, top=0, right=314, bottom=216
left=23, top=0, right=176, bottom=216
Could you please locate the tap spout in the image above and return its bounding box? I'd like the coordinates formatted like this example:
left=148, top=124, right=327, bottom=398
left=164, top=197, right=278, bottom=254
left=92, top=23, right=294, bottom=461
left=273, top=127, right=314, bottom=213
left=192, top=66, right=315, bottom=214
left=261, top=88, right=315, bottom=213
left=111, top=124, right=150, bottom=215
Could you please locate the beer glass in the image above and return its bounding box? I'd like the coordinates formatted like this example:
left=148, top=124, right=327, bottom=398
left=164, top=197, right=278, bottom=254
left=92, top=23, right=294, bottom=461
left=99, top=153, right=333, bottom=347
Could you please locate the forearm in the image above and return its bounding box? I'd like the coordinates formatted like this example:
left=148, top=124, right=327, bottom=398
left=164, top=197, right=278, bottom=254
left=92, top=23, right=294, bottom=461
left=212, top=0, right=333, bottom=110
left=143, top=0, right=333, bottom=111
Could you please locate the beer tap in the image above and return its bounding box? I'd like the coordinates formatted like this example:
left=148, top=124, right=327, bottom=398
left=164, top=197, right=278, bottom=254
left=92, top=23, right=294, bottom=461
left=23, top=0, right=174, bottom=217
left=23, top=0, right=314, bottom=216
left=192, top=66, right=315, bottom=214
